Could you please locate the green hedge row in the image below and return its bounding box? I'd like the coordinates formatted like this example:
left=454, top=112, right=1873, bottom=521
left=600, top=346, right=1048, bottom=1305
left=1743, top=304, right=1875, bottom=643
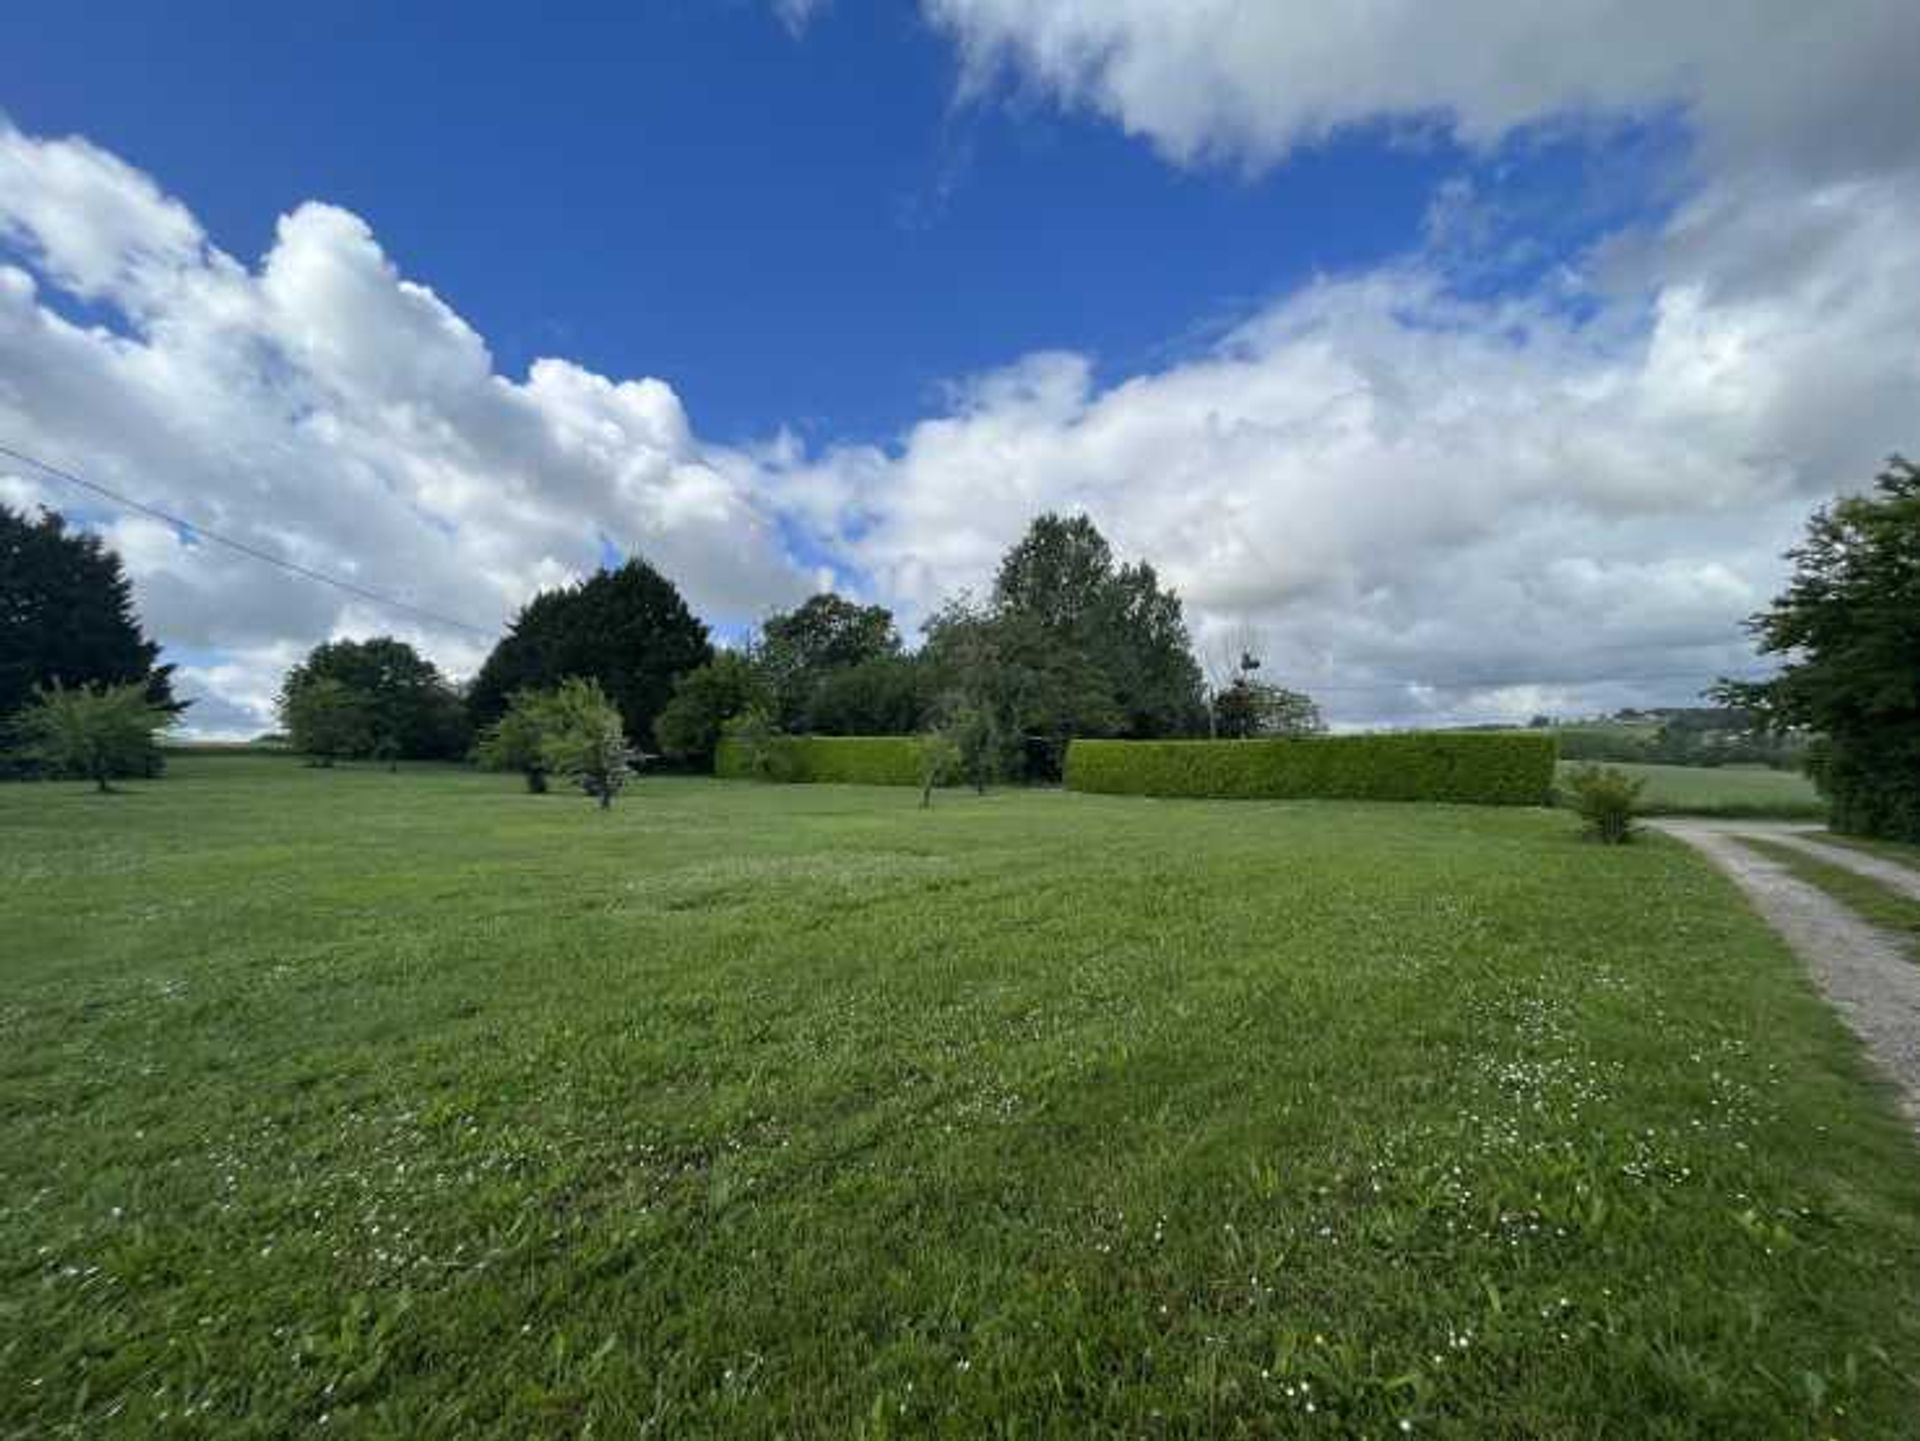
left=1063, top=732, right=1557, bottom=805
left=715, top=734, right=926, bottom=786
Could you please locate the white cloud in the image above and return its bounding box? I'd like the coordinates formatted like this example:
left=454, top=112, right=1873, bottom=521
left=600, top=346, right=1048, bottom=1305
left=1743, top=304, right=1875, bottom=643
left=924, top=0, right=1920, bottom=181
left=772, top=0, right=830, bottom=39
left=0, top=125, right=811, bottom=734
left=747, top=161, right=1920, bottom=724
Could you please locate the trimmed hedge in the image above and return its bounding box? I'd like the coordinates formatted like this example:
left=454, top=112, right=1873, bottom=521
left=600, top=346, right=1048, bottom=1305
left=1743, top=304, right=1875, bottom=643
left=715, top=734, right=926, bottom=787
left=1064, top=732, right=1557, bottom=806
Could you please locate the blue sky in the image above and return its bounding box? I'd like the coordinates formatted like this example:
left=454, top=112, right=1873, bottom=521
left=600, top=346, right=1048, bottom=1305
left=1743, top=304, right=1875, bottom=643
left=7, top=2, right=1484, bottom=443
left=1, top=2, right=1915, bottom=733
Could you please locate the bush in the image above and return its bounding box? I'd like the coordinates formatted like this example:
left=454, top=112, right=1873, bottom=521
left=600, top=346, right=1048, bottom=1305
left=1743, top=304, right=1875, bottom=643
left=1062, top=732, right=1557, bottom=806
left=1560, top=763, right=1644, bottom=843
left=11, top=680, right=174, bottom=790
left=715, top=733, right=931, bottom=787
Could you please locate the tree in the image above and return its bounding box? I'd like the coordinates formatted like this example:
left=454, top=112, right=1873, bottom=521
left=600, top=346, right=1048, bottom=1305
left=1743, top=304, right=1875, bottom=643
left=804, top=655, right=929, bottom=735
left=537, top=677, right=637, bottom=809
left=989, top=513, right=1205, bottom=743
left=921, top=598, right=1119, bottom=782
left=280, top=637, right=467, bottom=761
left=469, top=560, right=711, bottom=746
left=653, top=652, right=771, bottom=770
left=720, top=706, right=797, bottom=782
left=1715, top=456, right=1920, bottom=840
left=757, top=592, right=900, bottom=725
left=1213, top=678, right=1326, bottom=739
left=473, top=689, right=563, bottom=792
left=281, top=677, right=373, bottom=766
left=0, top=505, right=178, bottom=727
left=915, top=726, right=962, bottom=809
left=13, top=680, right=175, bottom=790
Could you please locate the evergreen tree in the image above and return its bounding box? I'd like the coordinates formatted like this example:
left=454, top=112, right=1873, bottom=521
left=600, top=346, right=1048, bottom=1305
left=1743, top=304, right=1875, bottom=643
left=0, top=504, right=178, bottom=726
left=469, top=560, right=711, bottom=745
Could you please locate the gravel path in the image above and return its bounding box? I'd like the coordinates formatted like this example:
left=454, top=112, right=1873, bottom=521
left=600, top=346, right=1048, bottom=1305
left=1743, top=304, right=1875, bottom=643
left=1651, top=819, right=1920, bottom=1125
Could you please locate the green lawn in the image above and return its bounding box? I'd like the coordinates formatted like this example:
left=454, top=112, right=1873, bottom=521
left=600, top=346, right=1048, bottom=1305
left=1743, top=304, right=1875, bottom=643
left=1556, top=760, right=1828, bottom=819
left=5, top=757, right=1919, bottom=1437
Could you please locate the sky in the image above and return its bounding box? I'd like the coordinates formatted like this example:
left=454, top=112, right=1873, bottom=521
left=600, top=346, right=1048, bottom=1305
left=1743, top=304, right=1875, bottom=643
left=1, top=1, right=1916, bottom=735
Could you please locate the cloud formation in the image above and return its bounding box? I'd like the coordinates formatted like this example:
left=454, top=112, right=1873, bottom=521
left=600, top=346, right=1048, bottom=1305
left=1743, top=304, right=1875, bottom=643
left=0, top=126, right=809, bottom=733
left=3, top=1, right=1917, bottom=732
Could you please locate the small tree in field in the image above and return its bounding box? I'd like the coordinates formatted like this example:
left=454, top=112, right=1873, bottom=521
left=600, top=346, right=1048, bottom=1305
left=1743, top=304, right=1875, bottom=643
left=1562, top=763, right=1643, bottom=844
left=721, top=706, right=796, bottom=781
left=281, top=677, right=372, bottom=767
left=15, top=680, right=174, bottom=791
left=916, top=727, right=963, bottom=809
left=539, top=677, right=637, bottom=809
left=474, top=689, right=561, bottom=792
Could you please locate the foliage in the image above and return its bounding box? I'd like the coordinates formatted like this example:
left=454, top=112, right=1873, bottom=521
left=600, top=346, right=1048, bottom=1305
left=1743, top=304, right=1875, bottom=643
left=990, top=512, right=1206, bottom=741
left=279, top=637, right=467, bottom=760
left=1065, top=732, right=1559, bottom=805
left=716, top=707, right=798, bottom=782
left=535, top=677, right=636, bottom=808
left=1550, top=709, right=1806, bottom=770
left=468, top=559, right=712, bottom=745
left=653, top=652, right=771, bottom=769
left=279, top=677, right=373, bottom=766
left=1716, top=457, right=1920, bottom=840
left=1213, top=676, right=1325, bottom=739
left=915, top=727, right=963, bottom=808
left=802, top=654, right=929, bottom=735
left=757, top=592, right=900, bottom=725
left=0, top=504, right=178, bottom=735
left=921, top=596, right=1121, bottom=781
left=472, top=689, right=563, bottom=792
left=716, top=732, right=927, bottom=786
left=9, top=759, right=1920, bottom=1436
left=1560, top=763, right=1644, bottom=843
left=11, top=680, right=174, bottom=790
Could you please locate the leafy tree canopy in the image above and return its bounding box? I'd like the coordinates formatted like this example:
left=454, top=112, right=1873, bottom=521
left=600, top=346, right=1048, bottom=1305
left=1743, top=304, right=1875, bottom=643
left=804, top=655, right=929, bottom=736
left=280, top=636, right=466, bottom=760
left=279, top=676, right=373, bottom=766
left=1214, top=678, right=1326, bottom=739
left=654, top=652, right=771, bottom=769
left=1716, top=455, right=1920, bottom=839
left=757, top=592, right=900, bottom=724
left=469, top=560, right=711, bottom=745
left=13, top=679, right=175, bottom=790
left=0, top=504, right=178, bottom=724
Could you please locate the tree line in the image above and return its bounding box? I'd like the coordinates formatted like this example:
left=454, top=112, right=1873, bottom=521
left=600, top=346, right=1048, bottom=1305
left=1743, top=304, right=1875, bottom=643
left=5, top=455, right=1913, bottom=840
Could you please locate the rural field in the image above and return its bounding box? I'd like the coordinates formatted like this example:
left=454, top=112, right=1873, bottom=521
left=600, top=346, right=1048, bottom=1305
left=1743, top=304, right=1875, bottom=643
left=5, top=756, right=1920, bottom=1437
left=1556, top=761, right=1827, bottom=820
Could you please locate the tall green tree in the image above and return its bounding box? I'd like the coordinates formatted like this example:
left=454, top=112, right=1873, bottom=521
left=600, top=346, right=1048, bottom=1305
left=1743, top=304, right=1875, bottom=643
left=1716, top=456, right=1920, bottom=840
left=279, top=677, right=373, bottom=767
left=756, top=592, right=900, bottom=725
left=988, top=512, right=1206, bottom=743
left=469, top=560, right=712, bottom=745
left=279, top=637, right=467, bottom=760
left=0, top=505, right=178, bottom=726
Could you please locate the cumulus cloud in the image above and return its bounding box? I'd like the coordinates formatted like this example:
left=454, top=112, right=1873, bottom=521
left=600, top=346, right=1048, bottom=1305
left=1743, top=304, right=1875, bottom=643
left=0, top=125, right=809, bottom=735
left=5, top=0, right=1919, bottom=733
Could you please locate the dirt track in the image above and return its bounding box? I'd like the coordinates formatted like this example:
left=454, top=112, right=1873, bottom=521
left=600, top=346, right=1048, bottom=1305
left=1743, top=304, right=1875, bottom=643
left=1651, top=820, right=1920, bottom=1125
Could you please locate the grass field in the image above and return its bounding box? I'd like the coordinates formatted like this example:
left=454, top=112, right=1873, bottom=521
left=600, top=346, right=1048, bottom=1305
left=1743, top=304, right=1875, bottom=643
left=1556, top=761, right=1828, bottom=820
left=5, top=757, right=1920, bottom=1436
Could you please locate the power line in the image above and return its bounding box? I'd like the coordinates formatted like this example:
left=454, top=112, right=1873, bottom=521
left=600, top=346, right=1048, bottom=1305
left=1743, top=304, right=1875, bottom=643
left=0, top=441, right=493, bottom=637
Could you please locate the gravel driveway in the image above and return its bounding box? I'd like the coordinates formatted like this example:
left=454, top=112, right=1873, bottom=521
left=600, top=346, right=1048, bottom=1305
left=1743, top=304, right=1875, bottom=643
left=1651, top=819, right=1920, bottom=1125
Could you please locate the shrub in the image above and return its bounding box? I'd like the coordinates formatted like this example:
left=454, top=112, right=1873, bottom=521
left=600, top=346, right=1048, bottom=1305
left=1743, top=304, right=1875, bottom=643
left=1062, top=732, right=1557, bottom=806
left=715, top=733, right=931, bottom=787
left=12, top=680, right=174, bottom=790
left=916, top=729, right=963, bottom=808
left=474, top=689, right=562, bottom=792
left=1560, top=763, right=1644, bottom=843
left=538, top=677, right=637, bottom=809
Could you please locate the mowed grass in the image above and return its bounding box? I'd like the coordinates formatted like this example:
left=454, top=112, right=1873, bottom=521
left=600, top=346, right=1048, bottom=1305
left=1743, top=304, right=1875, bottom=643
left=1556, top=761, right=1828, bottom=820
left=5, top=758, right=1920, bottom=1437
